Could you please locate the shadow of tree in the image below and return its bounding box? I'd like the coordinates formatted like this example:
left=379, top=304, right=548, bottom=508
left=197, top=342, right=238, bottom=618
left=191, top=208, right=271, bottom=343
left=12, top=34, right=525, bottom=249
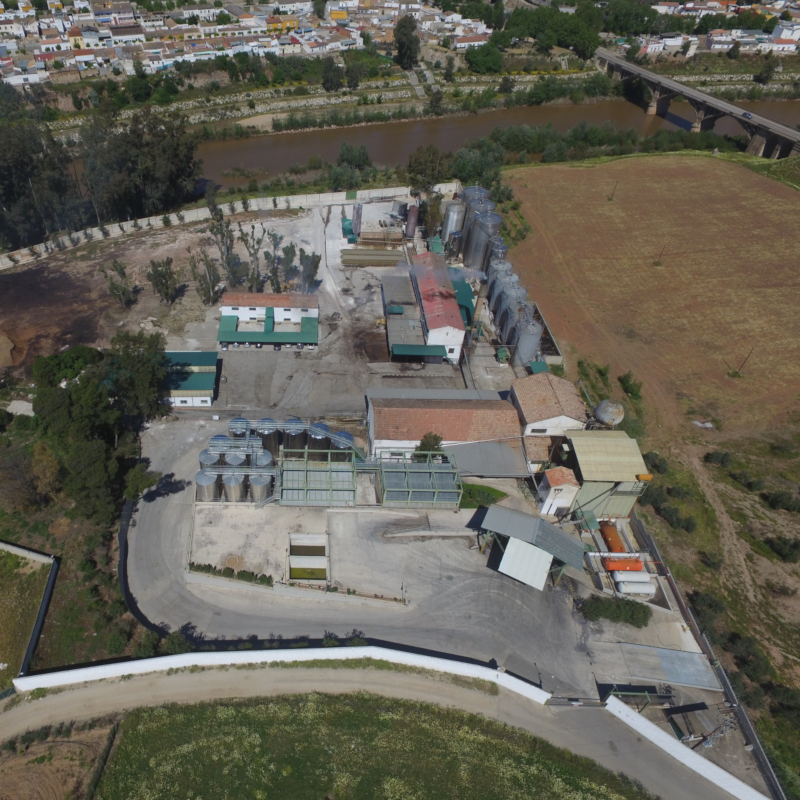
left=142, top=472, right=190, bottom=503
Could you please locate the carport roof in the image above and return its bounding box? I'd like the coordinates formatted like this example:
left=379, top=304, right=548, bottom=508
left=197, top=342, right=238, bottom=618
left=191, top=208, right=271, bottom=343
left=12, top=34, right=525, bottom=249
left=481, top=505, right=585, bottom=571
left=565, top=430, right=647, bottom=482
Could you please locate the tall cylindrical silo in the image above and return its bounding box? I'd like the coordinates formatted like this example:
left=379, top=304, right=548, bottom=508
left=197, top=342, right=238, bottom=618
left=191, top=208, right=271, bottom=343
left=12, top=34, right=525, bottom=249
left=209, top=434, right=232, bottom=449
left=462, top=198, right=496, bottom=257
left=513, top=317, right=544, bottom=366
left=307, top=422, right=331, bottom=461
left=499, top=287, right=529, bottom=343
left=251, top=449, right=274, bottom=468
left=479, top=214, right=503, bottom=272
left=405, top=205, right=419, bottom=238
left=487, top=262, right=513, bottom=312
left=465, top=212, right=501, bottom=271
left=283, top=418, right=306, bottom=452
left=441, top=201, right=466, bottom=245
left=199, top=449, right=218, bottom=470
left=249, top=473, right=273, bottom=502
left=447, top=230, right=463, bottom=259
left=490, top=272, right=519, bottom=317
left=330, top=431, right=355, bottom=462
left=461, top=186, right=490, bottom=206
left=225, top=451, right=247, bottom=468
left=222, top=473, right=245, bottom=502
left=195, top=471, right=218, bottom=502
left=256, top=418, right=280, bottom=455
left=491, top=237, right=508, bottom=262
left=228, top=417, right=249, bottom=439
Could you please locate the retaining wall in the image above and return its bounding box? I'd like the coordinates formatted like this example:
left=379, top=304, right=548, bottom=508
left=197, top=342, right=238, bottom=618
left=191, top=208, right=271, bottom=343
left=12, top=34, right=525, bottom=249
left=0, top=541, right=54, bottom=566
left=0, top=183, right=461, bottom=273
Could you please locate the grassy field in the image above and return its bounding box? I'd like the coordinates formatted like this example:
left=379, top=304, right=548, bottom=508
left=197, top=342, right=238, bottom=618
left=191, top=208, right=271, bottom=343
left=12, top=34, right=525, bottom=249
left=0, top=548, right=49, bottom=691
left=95, top=695, right=656, bottom=800
left=459, top=482, right=508, bottom=509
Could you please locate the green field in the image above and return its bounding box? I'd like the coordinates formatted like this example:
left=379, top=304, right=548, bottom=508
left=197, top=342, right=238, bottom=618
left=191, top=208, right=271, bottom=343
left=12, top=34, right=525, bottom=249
left=96, top=695, right=656, bottom=800
left=0, top=549, right=49, bottom=691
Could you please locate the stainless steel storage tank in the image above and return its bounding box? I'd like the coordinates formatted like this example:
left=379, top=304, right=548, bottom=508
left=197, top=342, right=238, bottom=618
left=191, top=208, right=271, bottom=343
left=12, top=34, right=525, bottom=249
left=441, top=201, right=466, bottom=245
left=195, top=471, right=218, bottom=502
left=330, top=431, right=355, bottom=462
left=490, top=237, right=508, bottom=262
left=307, top=422, right=331, bottom=461
left=249, top=474, right=273, bottom=502
left=490, top=272, right=519, bottom=316
left=461, top=198, right=496, bottom=257
left=251, top=449, right=274, bottom=468
left=447, top=230, right=463, bottom=259
left=283, top=418, right=306, bottom=452
left=405, top=205, right=419, bottom=238
left=209, top=434, right=232, bottom=449
left=199, top=449, right=218, bottom=469
left=465, top=211, right=501, bottom=271
left=461, top=186, right=490, bottom=206
left=222, top=473, right=245, bottom=502
left=228, top=417, right=249, bottom=438
left=225, top=451, right=247, bottom=468
left=512, top=314, right=544, bottom=366
left=255, top=418, right=280, bottom=454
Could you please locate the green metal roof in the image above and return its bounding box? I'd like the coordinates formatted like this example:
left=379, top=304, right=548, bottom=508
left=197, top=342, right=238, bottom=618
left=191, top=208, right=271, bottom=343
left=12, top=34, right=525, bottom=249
left=391, top=344, right=448, bottom=358
left=448, top=267, right=475, bottom=326
left=429, top=236, right=445, bottom=255
left=165, top=351, right=218, bottom=372
left=163, top=371, right=217, bottom=394
left=387, top=305, right=405, bottom=315
left=529, top=361, right=550, bottom=375
left=342, top=218, right=354, bottom=237
left=217, top=314, right=319, bottom=344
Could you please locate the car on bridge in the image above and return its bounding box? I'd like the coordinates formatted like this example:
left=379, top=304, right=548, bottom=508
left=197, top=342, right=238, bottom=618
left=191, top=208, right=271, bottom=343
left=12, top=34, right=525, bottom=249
left=742, top=111, right=754, bottom=120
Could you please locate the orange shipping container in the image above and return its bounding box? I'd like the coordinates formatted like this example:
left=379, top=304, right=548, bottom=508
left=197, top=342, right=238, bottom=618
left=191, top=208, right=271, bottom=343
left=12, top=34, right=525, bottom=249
left=600, top=523, right=625, bottom=554
left=603, top=558, right=643, bottom=572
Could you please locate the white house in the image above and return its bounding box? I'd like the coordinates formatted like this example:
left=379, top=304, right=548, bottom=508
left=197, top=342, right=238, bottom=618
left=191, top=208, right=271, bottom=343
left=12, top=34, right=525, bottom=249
left=509, top=372, right=588, bottom=438
left=219, top=292, right=319, bottom=323
left=410, top=253, right=465, bottom=365
left=536, top=466, right=580, bottom=516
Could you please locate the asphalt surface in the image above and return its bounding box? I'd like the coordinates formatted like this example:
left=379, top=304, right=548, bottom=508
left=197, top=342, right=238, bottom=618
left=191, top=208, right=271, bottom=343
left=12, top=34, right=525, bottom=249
left=597, top=47, right=800, bottom=142
left=0, top=668, right=741, bottom=800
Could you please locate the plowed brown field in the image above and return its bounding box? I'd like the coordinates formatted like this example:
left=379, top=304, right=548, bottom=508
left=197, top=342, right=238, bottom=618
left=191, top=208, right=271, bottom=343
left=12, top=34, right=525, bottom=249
left=507, top=155, right=800, bottom=436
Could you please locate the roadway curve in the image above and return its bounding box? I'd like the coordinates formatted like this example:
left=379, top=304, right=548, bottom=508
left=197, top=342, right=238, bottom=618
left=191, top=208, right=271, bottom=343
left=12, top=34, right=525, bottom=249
left=596, top=47, right=800, bottom=144
left=0, top=668, right=739, bottom=800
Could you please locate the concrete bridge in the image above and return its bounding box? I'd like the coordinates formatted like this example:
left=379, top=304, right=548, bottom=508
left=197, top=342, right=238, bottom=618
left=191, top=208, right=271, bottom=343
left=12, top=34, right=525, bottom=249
left=596, top=47, right=800, bottom=158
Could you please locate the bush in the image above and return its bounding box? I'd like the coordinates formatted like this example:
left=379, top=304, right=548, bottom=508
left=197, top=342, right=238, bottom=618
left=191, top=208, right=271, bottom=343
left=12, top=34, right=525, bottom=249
left=581, top=595, right=652, bottom=628
left=701, top=550, right=724, bottom=570
left=257, top=574, right=273, bottom=586
left=322, top=630, right=340, bottom=647
left=765, top=535, right=800, bottom=562
left=705, top=451, right=732, bottom=468
left=107, top=628, right=129, bottom=655
left=107, top=599, right=127, bottom=619
left=161, top=215, right=172, bottom=227
left=643, top=451, right=668, bottom=474
left=731, top=470, right=764, bottom=492
left=160, top=631, right=191, bottom=655
left=132, top=630, right=160, bottom=658
left=667, top=485, right=691, bottom=500
left=617, top=371, right=642, bottom=400
left=0, top=409, right=12, bottom=431
left=764, top=491, right=800, bottom=513
left=690, top=590, right=726, bottom=643
left=640, top=484, right=667, bottom=510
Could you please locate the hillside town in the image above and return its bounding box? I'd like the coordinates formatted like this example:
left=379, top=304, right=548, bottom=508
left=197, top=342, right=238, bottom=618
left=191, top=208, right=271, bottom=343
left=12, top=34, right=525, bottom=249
left=3, top=0, right=800, bottom=85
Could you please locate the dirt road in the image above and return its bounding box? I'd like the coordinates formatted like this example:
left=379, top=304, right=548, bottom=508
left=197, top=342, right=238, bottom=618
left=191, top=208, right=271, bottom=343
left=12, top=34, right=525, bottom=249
left=0, top=668, right=750, bottom=800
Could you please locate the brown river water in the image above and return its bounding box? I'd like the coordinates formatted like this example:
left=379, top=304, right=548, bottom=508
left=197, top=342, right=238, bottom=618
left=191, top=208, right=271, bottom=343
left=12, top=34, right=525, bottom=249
left=198, top=97, right=800, bottom=186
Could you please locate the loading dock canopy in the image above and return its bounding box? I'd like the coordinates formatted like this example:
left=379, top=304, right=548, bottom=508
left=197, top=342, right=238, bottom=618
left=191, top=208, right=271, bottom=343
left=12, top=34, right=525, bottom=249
left=481, top=505, right=585, bottom=571
left=498, top=538, right=553, bottom=591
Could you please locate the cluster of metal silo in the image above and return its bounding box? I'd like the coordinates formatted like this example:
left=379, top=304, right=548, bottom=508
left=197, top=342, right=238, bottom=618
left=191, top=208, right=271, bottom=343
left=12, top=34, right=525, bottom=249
left=283, top=418, right=306, bottom=451
left=228, top=417, right=249, bottom=438
left=330, top=431, right=355, bottom=462
left=441, top=200, right=466, bottom=246
left=256, top=418, right=280, bottom=454
left=464, top=212, right=502, bottom=271
left=307, top=422, right=331, bottom=461
left=462, top=199, right=496, bottom=261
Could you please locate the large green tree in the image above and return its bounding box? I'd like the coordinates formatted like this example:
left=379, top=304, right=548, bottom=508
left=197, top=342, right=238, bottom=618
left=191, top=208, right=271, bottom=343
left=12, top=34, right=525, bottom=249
left=395, top=15, right=420, bottom=70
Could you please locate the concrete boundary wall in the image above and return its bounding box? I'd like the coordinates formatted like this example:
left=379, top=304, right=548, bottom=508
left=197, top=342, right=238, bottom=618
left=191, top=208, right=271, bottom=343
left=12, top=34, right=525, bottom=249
left=0, top=183, right=461, bottom=272
left=0, top=540, right=54, bottom=566
left=606, top=697, right=770, bottom=800
left=12, top=645, right=549, bottom=706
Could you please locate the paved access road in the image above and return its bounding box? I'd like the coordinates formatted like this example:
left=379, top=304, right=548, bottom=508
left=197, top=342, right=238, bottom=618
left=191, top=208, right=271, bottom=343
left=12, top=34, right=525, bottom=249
left=0, top=668, right=738, bottom=800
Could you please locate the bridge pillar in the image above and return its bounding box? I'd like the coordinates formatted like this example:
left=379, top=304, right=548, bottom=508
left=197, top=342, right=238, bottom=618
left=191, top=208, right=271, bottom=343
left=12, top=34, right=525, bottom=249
left=645, top=87, right=676, bottom=116
left=745, top=129, right=768, bottom=157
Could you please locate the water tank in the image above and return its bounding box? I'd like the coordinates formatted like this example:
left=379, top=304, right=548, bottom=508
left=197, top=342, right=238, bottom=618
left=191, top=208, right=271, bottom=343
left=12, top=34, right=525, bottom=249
left=616, top=581, right=656, bottom=596
left=603, top=558, right=643, bottom=572
left=464, top=211, right=503, bottom=272
left=499, top=288, right=528, bottom=343
left=307, top=422, right=331, bottom=461
left=611, top=570, right=652, bottom=583
left=199, top=449, right=218, bottom=469
left=405, top=205, right=419, bottom=238
left=594, top=399, right=625, bottom=428
left=225, top=451, right=247, bottom=468
left=330, top=431, right=355, bottom=462
left=249, top=473, right=273, bottom=502
left=222, top=473, right=245, bottom=502
left=251, top=449, right=274, bottom=468
left=195, top=471, right=218, bottom=502
left=462, top=198, right=496, bottom=257
left=601, top=523, right=626, bottom=554
left=283, top=418, right=306, bottom=451
left=447, top=230, right=463, bottom=259
left=209, top=434, right=232, bottom=449
left=487, top=259, right=512, bottom=300
left=256, top=418, right=280, bottom=454
left=228, top=417, right=249, bottom=439
left=441, top=201, right=466, bottom=245
left=491, top=238, right=508, bottom=261
left=461, top=185, right=490, bottom=206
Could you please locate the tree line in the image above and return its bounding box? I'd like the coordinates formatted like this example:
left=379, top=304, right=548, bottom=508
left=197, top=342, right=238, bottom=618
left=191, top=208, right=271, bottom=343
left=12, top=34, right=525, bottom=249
left=0, top=84, right=201, bottom=252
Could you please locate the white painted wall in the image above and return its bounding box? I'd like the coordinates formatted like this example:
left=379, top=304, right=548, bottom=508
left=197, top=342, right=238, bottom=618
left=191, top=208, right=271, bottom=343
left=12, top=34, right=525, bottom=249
left=167, top=396, right=212, bottom=407
left=426, top=325, right=464, bottom=365
left=521, top=414, right=585, bottom=437
left=537, top=482, right=578, bottom=516
left=219, top=304, right=319, bottom=323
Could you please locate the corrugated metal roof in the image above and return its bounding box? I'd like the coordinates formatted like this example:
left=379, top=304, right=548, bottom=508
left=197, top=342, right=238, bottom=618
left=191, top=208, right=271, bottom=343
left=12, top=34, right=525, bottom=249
left=163, top=371, right=216, bottom=394
left=444, top=439, right=529, bottom=478
left=367, top=388, right=502, bottom=401
left=498, top=538, right=553, bottom=591
left=411, top=253, right=464, bottom=332
left=391, top=344, right=447, bottom=358
left=482, top=505, right=585, bottom=571
left=165, top=351, right=218, bottom=371
left=566, top=430, right=647, bottom=483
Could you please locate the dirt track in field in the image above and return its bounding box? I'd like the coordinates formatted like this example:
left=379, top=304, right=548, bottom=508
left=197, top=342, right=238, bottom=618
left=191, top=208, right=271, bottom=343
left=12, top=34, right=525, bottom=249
left=507, top=155, right=800, bottom=438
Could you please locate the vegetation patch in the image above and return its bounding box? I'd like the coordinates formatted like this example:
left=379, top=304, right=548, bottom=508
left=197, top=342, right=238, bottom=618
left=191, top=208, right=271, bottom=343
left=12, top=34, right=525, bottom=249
left=189, top=561, right=273, bottom=586
left=96, top=695, right=657, bottom=800
left=0, top=549, right=50, bottom=691
left=460, top=483, right=508, bottom=509
left=581, top=595, right=653, bottom=628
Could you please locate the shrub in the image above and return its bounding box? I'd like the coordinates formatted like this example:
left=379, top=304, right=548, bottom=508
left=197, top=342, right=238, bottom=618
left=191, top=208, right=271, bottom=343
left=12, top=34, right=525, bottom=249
left=160, top=631, right=191, bottom=655
left=256, top=574, right=273, bottom=586
left=690, top=590, right=726, bottom=643
left=640, top=484, right=667, bottom=510
left=765, top=535, right=800, bottom=562
left=705, top=451, right=732, bottom=468
left=667, top=485, right=691, bottom=500
left=581, top=595, right=652, bottom=628
left=322, top=630, right=340, bottom=647
left=345, top=628, right=367, bottom=646
left=731, top=471, right=764, bottom=492
left=235, top=570, right=257, bottom=583
left=132, top=630, right=160, bottom=658
left=643, top=451, right=668, bottom=474
left=161, top=215, right=172, bottom=227
left=741, top=685, right=767, bottom=710
left=222, top=566, right=235, bottom=578
left=701, top=550, right=723, bottom=570
left=617, top=371, right=642, bottom=400
left=107, top=599, right=127, bottom=619
left=107, top=628, right=129, bottom=655
left=0, top=409, right=12, bottom=431
left=764, top=491, right=800, bottom=513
